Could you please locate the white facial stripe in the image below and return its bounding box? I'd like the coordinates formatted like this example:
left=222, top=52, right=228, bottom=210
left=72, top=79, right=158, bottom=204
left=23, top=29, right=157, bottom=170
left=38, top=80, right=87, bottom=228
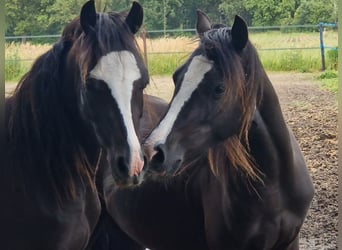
left=146, top=55, right=213, bottom=147
left=90, top=51, right=144, bottom=175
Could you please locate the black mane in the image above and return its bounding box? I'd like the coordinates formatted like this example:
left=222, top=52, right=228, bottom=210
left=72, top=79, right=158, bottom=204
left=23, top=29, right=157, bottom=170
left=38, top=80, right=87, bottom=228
left=199, top=26, right=267, bottom=181
left=4, top=11, right=141, bottom=206
left=6, top=37, right=96, bottom=205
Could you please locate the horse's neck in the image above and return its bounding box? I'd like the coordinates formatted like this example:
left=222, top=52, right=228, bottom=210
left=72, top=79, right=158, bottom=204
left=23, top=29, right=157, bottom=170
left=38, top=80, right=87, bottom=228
left=257, top=77, right=293, bottom=158
left=248, top=80, right=314, bottom=214
left=249, top=78, right=295, bottom=178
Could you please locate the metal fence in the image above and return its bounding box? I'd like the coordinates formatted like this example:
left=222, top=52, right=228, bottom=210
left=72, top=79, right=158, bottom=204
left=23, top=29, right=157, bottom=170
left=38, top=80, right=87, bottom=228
left=5, top=23, right=338, bottom=71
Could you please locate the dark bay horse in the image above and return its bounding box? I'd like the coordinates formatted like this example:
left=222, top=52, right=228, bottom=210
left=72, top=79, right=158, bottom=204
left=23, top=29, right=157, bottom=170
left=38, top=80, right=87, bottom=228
left=2, top=1, right=148, bottom=249
left=96, top=10, right=314, bottom=250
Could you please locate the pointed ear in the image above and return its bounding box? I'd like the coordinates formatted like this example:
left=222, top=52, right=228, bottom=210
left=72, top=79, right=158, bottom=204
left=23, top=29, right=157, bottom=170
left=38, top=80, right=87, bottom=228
left=125, top=1, right=143, bottom=34
left=231, top=15, right=248, bottom=51
left=80, top=0, right=97, bottom=34
left=196, top=10, right=212, bottom=35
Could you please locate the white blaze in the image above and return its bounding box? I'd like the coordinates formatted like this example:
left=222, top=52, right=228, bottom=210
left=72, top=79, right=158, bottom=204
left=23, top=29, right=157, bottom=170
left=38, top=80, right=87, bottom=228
left=89, top=51, right=144, bottom=176
left=145, top=55, right=213, bottom=152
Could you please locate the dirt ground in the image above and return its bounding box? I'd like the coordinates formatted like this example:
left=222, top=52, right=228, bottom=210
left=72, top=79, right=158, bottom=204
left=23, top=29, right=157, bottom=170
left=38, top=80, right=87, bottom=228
left=146, top=73, right=338, bottom=250
left=269, top=74, right=338, bottom=250
left=5, top=72, right=338, bottom=249
left=270, top=73, right=338, bottom=250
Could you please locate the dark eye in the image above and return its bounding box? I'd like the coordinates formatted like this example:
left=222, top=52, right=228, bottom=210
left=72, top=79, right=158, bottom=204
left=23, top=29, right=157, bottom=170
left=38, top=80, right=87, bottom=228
left=213, top=84, right=225, bottom=98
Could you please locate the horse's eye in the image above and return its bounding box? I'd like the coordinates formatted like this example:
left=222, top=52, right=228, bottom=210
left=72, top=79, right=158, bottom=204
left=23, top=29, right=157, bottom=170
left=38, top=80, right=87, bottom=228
left=214, top=85, right=225, bottom=98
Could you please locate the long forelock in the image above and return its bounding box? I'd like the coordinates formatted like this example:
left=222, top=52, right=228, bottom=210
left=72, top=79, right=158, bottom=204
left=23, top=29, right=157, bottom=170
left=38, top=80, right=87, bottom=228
left=202, top=27, right=262, bottom=182
left=202, top=27, right=246, bottom=125
left=72, top=12, right=142, bottom=83
left=97, top=12, right=141, bottom=55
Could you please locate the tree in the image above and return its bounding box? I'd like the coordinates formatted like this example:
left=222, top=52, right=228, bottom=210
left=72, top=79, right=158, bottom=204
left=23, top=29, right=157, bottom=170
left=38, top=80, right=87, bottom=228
left=176, top=0, right=221, bottom=29
left=102, top=0, right=132, bottom=12
left=140, top=0, right=183, bottom=32
left=218, top=0, right=251, bottom=25
left=294, top=0, right=337, bottom=24
left=5, top=0, right=135, bottom=36
left=47, top=0, right=85, bottom=34
left=6, top=0, right=55, bottom=35
left=244, top=0, right=284, bottom=26
left=5, top=0, right=338, bottom=38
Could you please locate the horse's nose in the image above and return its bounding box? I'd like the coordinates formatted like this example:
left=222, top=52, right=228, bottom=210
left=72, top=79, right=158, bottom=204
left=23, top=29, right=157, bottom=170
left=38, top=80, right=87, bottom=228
left=116, top=155, right=145, bottom=185
left=117, top=156, right=144, bottom=176
left=148, top=143, right=184, bottom=175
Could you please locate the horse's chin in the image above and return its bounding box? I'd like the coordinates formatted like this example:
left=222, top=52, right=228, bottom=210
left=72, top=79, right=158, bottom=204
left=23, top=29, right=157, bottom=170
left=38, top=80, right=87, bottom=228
left=145, top=160, right=183, bottom=180
left=112, top=171, right=145, bottom=188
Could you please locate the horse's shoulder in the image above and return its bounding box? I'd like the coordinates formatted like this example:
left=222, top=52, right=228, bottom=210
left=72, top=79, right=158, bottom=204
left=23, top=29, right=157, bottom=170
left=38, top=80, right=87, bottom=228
left=250, top=111, right=313, bottom=215
left=285, top=127, right=314, bottom=214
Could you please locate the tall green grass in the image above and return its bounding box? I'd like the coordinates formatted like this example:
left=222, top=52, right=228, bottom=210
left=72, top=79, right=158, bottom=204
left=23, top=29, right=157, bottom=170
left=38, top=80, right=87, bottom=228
left=147, top=53, right=189, bottom=75
left=146, top=49, right=334, bottom=76
left=258, top=50, right=322, bottom=72
left=5, top=49, right=30, bottom=82
left=317, top=71, right=338, bottom=93
left=5, top=42, right=49, bottom=82
left=5, top=49, right=337, bottom=81
left=326, top=49, right=338, bottom=70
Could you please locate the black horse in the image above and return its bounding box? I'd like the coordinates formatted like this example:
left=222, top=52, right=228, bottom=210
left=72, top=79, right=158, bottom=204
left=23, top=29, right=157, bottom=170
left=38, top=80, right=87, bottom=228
left=94, top=10, right=314, bottom=250
left=2, top=1, right=148, bottom=249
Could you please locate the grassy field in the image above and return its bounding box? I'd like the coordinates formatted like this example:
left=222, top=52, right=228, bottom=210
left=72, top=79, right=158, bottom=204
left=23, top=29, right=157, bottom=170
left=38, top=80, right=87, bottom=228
left=5, top=30, right=338, bottom=82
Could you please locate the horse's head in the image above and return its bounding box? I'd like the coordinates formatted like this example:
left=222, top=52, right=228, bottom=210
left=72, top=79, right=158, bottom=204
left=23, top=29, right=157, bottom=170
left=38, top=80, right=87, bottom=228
left=145, top=11, right=259, bottom=176
left=63, top=1, right=148, bottom=186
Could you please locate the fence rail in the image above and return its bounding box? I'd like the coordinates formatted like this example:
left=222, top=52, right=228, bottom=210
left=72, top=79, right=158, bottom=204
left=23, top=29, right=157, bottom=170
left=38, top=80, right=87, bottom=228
left=5, top=23, right=338, bottom=71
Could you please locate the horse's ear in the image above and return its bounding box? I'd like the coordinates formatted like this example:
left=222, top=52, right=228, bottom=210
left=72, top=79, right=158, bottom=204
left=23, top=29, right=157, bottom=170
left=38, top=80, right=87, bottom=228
left=196, top=10, right=212, bottom=35
left=231, top=15, right=248, bottom=51
left=80, top=0, right=97, bottom=34
left=125, top=1, right=143, bottom=34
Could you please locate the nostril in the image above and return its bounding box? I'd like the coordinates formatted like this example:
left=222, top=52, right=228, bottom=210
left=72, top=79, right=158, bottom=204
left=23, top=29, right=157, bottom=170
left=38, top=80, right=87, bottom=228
left=143, top=155, right=148, bottom=169
left=152, top=144, right=165, bottom=164
left=117, top=156, right=129, bottom=176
